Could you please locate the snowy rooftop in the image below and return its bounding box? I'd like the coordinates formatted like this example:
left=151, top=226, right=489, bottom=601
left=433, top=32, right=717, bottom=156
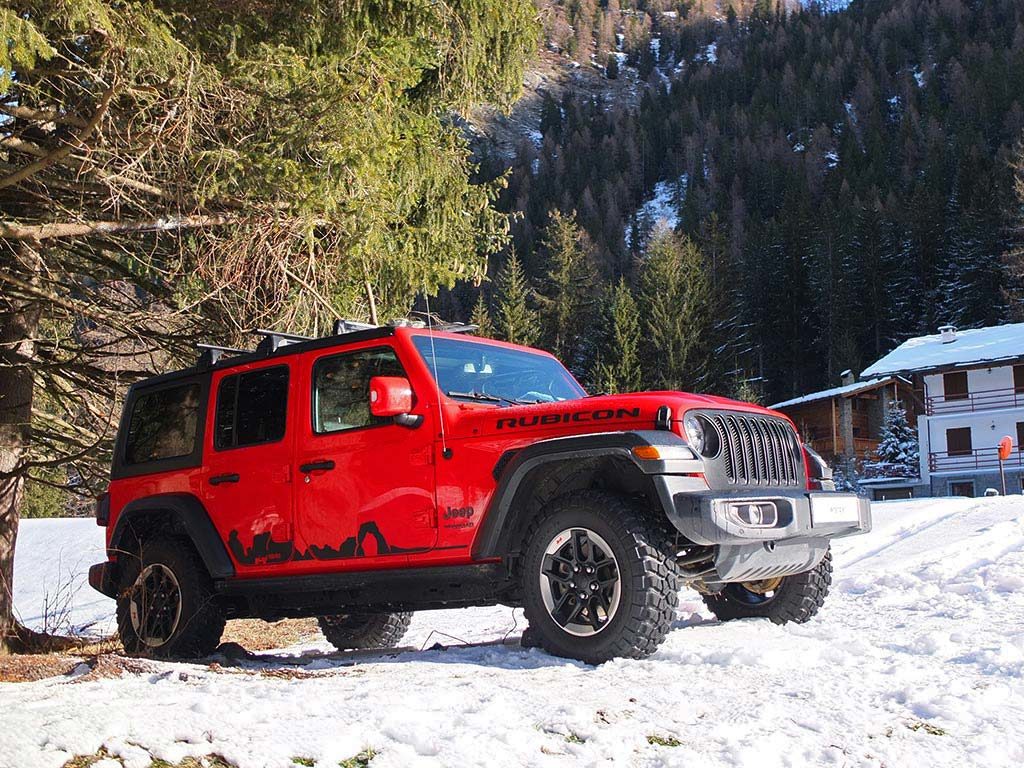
left=770, top=377, right=893, bottom=410
left=862, top=322, right=1024, bottom=378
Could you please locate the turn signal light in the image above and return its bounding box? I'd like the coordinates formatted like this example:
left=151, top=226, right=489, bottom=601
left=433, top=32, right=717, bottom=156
left=631, top=446, right=661, bottom=460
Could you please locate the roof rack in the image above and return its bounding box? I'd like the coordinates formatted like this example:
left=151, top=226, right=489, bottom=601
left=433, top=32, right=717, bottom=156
left=331, top=318, right=478, bottom=336
left=196, top=343, right=248, bottom=369
left=252, top=328, right=312, bottom=355
left=333, top=319, right=379, bottom=335
left=434, top=322, right=478, bottom=334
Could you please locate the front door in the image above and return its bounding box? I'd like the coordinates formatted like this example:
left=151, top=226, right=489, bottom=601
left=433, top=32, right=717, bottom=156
left=292, top=343, right=436, bottom=572
left=202, top=361, right=295, bottom=576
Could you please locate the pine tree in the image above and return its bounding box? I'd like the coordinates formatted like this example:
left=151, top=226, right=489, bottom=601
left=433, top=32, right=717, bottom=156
left=470, top=293, right=496, bottom=338
left=592, top=279, right=642, bottom=394
left=0, top=0, right=540, bottom=653
left=606, top=52, right=619, bottom=80
left=865, top=401, right=920, bottom=478
left=494, top=251, right=540, bottom=346
left=535, top=211, right=597, bottom=373
left=637, top=227, right=713, bottom=392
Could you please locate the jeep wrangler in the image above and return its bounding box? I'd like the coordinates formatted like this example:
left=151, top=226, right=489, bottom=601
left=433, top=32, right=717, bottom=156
left=89, top=323, right=870, bottom=664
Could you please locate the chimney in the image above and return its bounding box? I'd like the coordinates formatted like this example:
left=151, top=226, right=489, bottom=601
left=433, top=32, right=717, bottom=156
left=840, top=369, right=854, bottom=386
left=939, top=325, right=957, bottom=344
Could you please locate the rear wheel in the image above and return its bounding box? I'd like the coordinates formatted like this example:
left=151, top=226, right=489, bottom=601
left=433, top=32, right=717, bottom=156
left=702, top=548, right=833, bottom=624
left=521, top=490, right=680, bottom=664
left=318, top=612, right=412, bottom=651
left=116, top=538, right=225, bottom=658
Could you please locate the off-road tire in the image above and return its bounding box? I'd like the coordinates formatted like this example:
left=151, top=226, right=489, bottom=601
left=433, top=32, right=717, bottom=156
left=702, top=548, right=833, bottom=624
left=116, top=537, right=225, bottom=659
left=521, top=490, right=680, bottom=664
left=318, top=612, right=413, bottom=650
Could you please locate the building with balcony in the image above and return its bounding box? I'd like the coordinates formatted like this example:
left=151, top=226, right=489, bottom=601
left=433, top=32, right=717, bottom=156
left=861, top=322, right=1024, bottom=498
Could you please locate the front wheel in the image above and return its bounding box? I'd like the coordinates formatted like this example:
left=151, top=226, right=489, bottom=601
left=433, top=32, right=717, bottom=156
left=521, top=490, right=680, bottom=664
left=702, top=548, right=833, bottom=625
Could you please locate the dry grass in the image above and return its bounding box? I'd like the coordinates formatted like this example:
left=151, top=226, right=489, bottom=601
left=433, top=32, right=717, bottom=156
left=0, top=619, right=320, bottom=683
left=63, top=750, right=236, bottom=768
left=0, top=653, right=84, bottom=683
left=220, top=618, right=320, bottom=651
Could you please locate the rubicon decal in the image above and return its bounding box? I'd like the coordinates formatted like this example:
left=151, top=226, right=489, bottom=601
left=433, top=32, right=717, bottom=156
left=496, top=407, right=641, bottom=429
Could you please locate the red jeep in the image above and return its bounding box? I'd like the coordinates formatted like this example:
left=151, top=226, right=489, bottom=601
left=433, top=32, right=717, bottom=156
left=89, top=323, right=870, bottom=663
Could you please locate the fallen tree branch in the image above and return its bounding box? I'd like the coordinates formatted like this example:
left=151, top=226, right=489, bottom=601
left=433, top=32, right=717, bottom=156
left=0, top=213, right=237, bottom=241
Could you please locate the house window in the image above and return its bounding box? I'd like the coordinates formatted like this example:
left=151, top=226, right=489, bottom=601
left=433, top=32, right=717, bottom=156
left=1017, top=422, right=1023, bottom=452
left=943, top=371, right=969, bottom=401
left=946, top=427, right=972, bottom=457
left=1015, top=364, right=1024, bottom=393
left=950, top=481, right=975, bottom=498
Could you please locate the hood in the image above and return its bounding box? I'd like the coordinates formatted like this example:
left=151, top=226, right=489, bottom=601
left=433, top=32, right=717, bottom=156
left=444, top=390, right=793, bottom=441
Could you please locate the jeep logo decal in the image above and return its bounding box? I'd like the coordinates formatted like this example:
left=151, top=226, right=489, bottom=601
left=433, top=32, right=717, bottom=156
left=496, top=407, right=641, bottom=429
left=443, top=505, right=474, bottom=520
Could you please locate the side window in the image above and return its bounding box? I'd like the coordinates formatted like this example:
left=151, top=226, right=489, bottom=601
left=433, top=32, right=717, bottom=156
left=943, top=371, right=969, bottom=401
left=125, top=383, right=201, bottom=465
left=312, top=347, right=406, bottom=434
left=215, top=366, right=289, bottom=450
left=946, top=427, right=972, bottom=456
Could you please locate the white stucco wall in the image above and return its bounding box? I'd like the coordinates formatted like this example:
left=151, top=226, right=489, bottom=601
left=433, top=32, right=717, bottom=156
left=918, top=363, right=1024, bottom=479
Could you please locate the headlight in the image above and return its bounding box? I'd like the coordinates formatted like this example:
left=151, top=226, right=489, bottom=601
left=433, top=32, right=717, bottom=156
left=683, top=414, right=705, bottom=454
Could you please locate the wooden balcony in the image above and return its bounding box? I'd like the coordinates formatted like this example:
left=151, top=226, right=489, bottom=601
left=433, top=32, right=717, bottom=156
left=926, top=387, right=1024, bottom=415
left=929, top=447, right=1024, bottom=472
left=808, top=436, right=880, bottom=459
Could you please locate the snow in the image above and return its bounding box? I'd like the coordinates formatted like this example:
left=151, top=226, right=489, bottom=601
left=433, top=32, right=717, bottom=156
left=624, top=175, right=688, bottom=244
left=770, top=377, right=894, bottom=410
left=5, top=497, right=1024, bottom=768
left=12, top=517, right=114, bottom=637
left=703, top=42, right=718, bottom=64
left=862, top=322, right=1024, bottom=377
left=914, top=67, right=927, bottom=88
left=825, top=149, right=840, bottom=168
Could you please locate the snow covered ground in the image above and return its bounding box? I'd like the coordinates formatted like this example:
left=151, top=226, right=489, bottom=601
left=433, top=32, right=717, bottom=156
left=5, top=496, right=1024, bottom=768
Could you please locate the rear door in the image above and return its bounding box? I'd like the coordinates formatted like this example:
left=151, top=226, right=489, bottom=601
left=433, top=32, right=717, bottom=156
left=291, top=342, right=437, bottom=573
left=202, top=361, right=296, bottom=576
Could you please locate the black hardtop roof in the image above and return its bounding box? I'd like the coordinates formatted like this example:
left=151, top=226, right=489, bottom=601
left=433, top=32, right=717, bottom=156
left=129, top=326, right=397, bottom=393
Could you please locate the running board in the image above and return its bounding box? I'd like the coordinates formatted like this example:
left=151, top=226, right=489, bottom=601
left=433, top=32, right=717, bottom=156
left=216, top=563, right=513, bottom=618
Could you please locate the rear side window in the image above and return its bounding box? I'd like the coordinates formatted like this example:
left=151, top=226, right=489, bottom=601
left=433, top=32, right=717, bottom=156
left=125, top=383, right=202, bottom=465
left=215, top=366, right=289, bottom=450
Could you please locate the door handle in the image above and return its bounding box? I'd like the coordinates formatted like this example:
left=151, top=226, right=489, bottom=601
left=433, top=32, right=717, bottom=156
left=209, top=473, right=240, bottom=486
left=299, top=460, right=335, bottom=474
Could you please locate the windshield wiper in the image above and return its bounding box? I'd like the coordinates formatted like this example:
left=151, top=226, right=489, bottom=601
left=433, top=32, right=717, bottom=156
left=445, top=390, right=526, bottom=406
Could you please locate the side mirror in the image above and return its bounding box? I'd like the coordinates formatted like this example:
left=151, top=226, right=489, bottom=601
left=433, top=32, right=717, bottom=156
left=369, top=376, right=420, bottom=426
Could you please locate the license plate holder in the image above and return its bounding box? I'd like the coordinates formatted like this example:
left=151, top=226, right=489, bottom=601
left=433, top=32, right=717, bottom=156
left=809, top=495, right=861, bottom=526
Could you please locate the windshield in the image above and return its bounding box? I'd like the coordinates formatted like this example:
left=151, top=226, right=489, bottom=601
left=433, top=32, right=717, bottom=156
left=411, top=336, right=586, bottom=405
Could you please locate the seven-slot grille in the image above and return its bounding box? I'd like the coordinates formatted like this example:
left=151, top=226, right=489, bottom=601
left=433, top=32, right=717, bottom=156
left=705, top=412, right=802, bottom=487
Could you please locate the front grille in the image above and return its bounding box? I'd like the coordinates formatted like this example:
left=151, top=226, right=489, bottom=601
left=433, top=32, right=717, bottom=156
left=705, top=412, right=802, bottom=487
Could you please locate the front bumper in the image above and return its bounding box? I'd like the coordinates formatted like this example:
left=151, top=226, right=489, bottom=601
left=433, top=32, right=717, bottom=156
left=654, top=477, right=872, bottom=583
left=88, top=561, right=120, bottom=598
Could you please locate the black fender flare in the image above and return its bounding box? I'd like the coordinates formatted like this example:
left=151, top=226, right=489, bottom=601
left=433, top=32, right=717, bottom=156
left=472, top=431, right=700, bottom=560
left=108, top=492, right=235, bottom=580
